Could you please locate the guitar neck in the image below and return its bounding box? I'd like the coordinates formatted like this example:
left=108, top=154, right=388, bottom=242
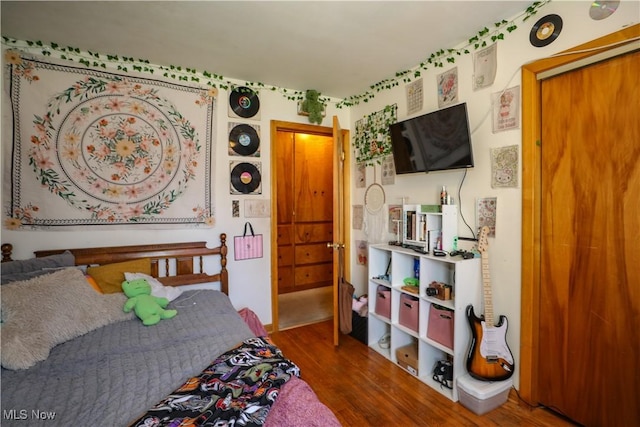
left=481, top=251, right=495, bottom=326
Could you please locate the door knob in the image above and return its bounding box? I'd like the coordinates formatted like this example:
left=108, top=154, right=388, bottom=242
left=326, top=242, right=344, bottom=249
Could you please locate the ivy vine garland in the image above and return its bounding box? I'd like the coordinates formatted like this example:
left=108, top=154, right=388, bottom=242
left=0, top=1, right=549, bottom=109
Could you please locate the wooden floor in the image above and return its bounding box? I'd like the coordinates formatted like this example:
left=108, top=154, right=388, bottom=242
left=270, top=320, right=577, bottom=427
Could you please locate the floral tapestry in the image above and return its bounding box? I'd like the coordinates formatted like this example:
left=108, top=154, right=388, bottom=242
left=3, top=51, right=216, bottom=229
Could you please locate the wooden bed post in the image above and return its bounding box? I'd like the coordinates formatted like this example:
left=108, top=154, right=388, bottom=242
left=1, top=243, right=13, bottom=262
left=219, top=233, right=229, bottom=295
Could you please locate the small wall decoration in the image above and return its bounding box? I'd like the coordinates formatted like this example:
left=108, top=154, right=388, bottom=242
left=356, top=240, right=368, bottom=266
left=297, top=89, right=326, bottom=125
left=228, top=86, right=260, bottom=120
left=244, top=199, right=270, bottom=218
left=437, top=67, right=458, bottom=107
left=230, top=161, right=262, bottom=195
left=388, top=205, right=402, bottom=236
left=356, top=163, right=366, bottom=188
left=228, top=122, right=260, bottom=157
left=234, top=222, right=263, bottom=260
left=3, top=52, right=215, bottom=230
left=529, top=14, right=563, bottom=47
left=476, top=197, right=497, bottom=237
left=352, top=205, right=364, bottom=230
left=381, top=155, right=396, bottom=185
left=492, top=86, right=520, bottom=133
left=354, top=104, right=397, bottom=167
left=406, top=78, right=423, bottom=115
left=589, top=0, right=619, bottom=20
left=473, top=44, right=497, bottom=91
left=491, top=145, right=519, bottom=188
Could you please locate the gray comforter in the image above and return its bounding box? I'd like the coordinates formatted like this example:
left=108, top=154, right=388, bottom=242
left=1, top=290, right=255, bottom=426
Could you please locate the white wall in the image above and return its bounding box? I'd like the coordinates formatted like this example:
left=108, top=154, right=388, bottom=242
left=348, top=0, right=638, bottom=389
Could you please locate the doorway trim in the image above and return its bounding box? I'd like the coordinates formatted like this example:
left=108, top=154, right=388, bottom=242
left=519, top=24, right=639, bottom=405
left=269, top=120, right=351, bottom=333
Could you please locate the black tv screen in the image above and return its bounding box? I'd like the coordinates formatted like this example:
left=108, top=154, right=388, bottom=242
left=389, top=103, right=474, bottom=174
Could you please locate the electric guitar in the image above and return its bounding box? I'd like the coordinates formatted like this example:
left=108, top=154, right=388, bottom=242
left=466, top=226, right=515, bottom=381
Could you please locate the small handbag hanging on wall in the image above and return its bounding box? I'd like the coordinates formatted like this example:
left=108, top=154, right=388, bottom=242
left=234, top=222, right=263, bottom=260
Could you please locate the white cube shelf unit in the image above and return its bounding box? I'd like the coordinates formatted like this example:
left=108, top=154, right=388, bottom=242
left=402, top=204, right=458, bottom=253
left=368, top=243, right=482, bottom=401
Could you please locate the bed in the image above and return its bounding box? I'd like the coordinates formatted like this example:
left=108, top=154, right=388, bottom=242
left=0, top=235, right=340, bottom=426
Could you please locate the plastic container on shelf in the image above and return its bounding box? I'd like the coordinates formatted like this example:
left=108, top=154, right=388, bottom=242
left=457, top=374, right=513, bottom=415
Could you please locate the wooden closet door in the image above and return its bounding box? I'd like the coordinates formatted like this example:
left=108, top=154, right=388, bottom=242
left=293, top=134, right=334, bottom=290
left=276, top=131, right=334, bottom=294
left=294, top=134, right=333, bottom=222
left=539, top=51, right=640, bottom=426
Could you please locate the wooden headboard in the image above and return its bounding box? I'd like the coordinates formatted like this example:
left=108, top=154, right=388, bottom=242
left=2, top=234, right=229, bottom=294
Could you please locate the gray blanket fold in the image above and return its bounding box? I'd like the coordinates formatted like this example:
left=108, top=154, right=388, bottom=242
left=1, top=290, right=255, bottom=426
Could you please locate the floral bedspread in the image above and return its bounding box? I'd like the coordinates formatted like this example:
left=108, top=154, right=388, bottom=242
left=130, top=336, right=300, bottom=427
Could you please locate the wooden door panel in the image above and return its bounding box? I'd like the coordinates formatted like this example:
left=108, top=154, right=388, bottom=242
left=295, top=243, right=333, bottom=265
left=295, top=223, right=333, bottom=244
left=277, top=225, right=293, bottom=245
left=277, top=246, right=293, bottom=266
left=539, top=51, right=640, bottom=426
left=295, top=264, right=333, bottom=286
left=276, top=131, right=294, bottom=224
left=278, top=266, right=294, bottom=293
left=294, top=134, right=333, bottom=222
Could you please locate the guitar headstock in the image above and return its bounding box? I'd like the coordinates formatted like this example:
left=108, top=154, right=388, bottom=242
left=477, top=226, right=490, bottom=254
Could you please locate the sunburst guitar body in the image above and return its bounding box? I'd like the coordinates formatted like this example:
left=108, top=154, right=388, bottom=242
left=465, top=226, right=515, bottom=381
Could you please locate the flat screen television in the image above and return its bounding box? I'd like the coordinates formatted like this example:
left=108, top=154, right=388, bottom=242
left=389, top=103, right=474, bottom=174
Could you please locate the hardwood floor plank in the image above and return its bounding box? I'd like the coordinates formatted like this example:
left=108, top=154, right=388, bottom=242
left=271, top=320, right=576, bottom=426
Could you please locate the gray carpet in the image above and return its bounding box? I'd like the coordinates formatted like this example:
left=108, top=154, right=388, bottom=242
left=278, top=286, right=333, bottom=330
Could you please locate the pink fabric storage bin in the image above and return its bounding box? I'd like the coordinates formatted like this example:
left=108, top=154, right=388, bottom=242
left=375, top=286, right=391, bottom=319
left=399, top=293, right=419, bottom=332
left=427, top=303, right=454, bottom=348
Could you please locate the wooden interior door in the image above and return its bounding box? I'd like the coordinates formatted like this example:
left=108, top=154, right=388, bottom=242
left=331, top=116, right=345, bottom=346
left=538, top=50, right=640, bottom=426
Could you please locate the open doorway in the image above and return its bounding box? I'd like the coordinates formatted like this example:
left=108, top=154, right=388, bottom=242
left=271, top=121, right=334, bottom=330
left=270, top=119, right=350, bottom=333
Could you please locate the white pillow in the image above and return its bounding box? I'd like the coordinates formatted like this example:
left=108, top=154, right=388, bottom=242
left=124, top=272, right=183, bottom=302
left=1, top=268, right=132, bottom=370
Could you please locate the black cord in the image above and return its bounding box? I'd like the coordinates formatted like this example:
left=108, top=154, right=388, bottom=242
left=457, top=168, right=476, bottom=240
left=510, top=386, right=580, bottom=425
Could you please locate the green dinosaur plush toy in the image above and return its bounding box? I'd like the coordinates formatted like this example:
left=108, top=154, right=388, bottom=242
left=301, top=89, right=324, bottom=125
left=122, top=278, right=177, bottom=326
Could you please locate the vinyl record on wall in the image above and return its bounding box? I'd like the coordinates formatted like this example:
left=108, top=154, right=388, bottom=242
left=529, top=14, right=563, bottom=47
left=230, top=161, right=262, bottom=194
left=228, top=86, right=261, bottom=120
left=228, top=123, right=260, bottom=156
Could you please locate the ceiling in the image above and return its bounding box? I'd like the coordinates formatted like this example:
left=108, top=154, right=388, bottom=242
left=1, top=1, right=534, bottom=99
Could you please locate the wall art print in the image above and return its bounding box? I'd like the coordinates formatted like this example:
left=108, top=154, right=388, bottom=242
left=3, top=51, right=216, bottom=230
left=492, top=86, right=520, bottom=133
left=437, top=67, right=458, bottom=108
left=491, top=144, right=519, bottom=188
left=476, top=197, right=497, bottom=237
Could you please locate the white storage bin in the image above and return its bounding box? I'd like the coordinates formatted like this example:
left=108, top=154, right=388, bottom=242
left=457, top=374, right=512, bottom=415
